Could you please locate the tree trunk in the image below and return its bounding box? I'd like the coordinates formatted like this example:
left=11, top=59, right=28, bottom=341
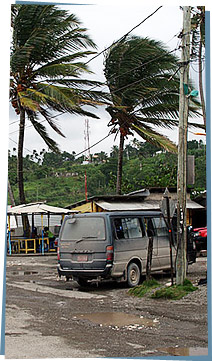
left=8, top=179, right=16, bottom=207
left=116, top=133, right=125, bottom=195
left=198, top=38, right=206, bottom=127
left=17, top=108, right=26, bottom=204
left=17, top=107, right=30, bottom=236
left=8, top=179, right=18, bottom=227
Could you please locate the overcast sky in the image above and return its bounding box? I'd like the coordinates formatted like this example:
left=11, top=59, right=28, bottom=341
left=7, top=0, right=207, bottom=158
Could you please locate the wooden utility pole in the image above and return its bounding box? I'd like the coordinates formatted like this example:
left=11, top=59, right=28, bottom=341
left=176, top=6, right=191, bottom=285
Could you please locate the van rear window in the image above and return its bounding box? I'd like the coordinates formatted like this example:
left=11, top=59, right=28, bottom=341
left=61, top=217, right=106, bottom=241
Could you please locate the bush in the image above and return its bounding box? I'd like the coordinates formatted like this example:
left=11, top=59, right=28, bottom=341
left=128, top=278, right=160, bottom=297
left=151, top=279, right=198, bottom=300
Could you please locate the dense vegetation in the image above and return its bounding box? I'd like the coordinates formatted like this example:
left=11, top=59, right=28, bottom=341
left=8, top=140, right=206, bottom=208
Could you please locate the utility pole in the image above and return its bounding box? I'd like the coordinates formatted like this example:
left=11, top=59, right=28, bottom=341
left=176, top=6, right=191, bottom=285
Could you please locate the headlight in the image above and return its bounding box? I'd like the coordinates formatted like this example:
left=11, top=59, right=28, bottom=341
left=193, top=232, right=199, bottom=238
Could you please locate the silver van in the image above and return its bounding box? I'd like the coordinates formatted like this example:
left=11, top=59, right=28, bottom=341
left=57, top=211, right=184, bottom=287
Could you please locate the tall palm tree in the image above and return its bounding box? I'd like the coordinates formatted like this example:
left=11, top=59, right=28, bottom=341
left=104, top=36, right=201, bottom=194
left=10, top=4, right=106, bottom=207
left=191, top=6, right=206, bottom=127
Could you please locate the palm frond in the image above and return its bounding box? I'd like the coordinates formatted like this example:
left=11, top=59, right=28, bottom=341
left=39, top=108, right=65, bottom=137
left=42, top=78, right=104, bottom=89
left=36, top=51, right=96, bottom=67
left=188, top=121, right=206, bottom=130
left=132, top=123, right=177, bottom=153
left=35, top=62, right=92, bottom=79
left=26, top=110, right=60, bottom=152
left=18, top=92, right=40, bottom=112
left=134, top=115, right=179, bottom=129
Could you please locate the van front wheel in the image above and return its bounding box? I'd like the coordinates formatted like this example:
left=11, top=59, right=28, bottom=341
left=127, top=263, right=140, bottom=287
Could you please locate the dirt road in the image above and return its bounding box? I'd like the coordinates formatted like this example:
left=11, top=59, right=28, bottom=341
left=5, top=255, right=208, bottom=358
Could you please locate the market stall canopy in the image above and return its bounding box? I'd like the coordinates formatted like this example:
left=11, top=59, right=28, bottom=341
left=8, top=202, right=77, bottom=215
left=7, top=205, right=18, bottom=228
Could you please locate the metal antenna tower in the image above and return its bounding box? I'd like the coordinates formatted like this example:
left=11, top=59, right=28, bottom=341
left=84, top=119, right=91, bottom=162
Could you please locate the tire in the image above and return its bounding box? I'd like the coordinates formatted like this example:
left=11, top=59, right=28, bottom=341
left=77, top=278, right=88, bottom=287
left=127, top=262, right=141, bottom=287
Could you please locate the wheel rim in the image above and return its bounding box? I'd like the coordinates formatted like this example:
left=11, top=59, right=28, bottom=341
left=130, top=267, right=139, bottom=284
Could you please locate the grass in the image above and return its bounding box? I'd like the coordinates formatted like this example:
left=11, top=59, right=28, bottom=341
left=128, top=278, right=198, bottom=300
left=151, top=279, right=198, bottom=300
left=128, top=278, right=160, bottom=297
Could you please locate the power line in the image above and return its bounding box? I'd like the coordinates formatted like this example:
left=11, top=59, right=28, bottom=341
left=84, top=6, right=163, bottom=66
left=89, top=40, right=180, bottom=93
left=9, top=137, right=41, bottom=160
left=10, top=6, right=180, bottom=139
left=9, top=127, right=113, bottom=162
left=9, top=41, right=181, bottom=134
left=9, top=6, right=188, bottom=160
left=74, top=131, right=113, bottom=158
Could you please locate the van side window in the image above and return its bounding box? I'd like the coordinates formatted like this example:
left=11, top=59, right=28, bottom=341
left=153, top=216, right=169, bottom=237
left=114, top=218, right=144, bottom=239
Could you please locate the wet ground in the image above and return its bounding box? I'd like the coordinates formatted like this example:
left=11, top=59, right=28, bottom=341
left=5, top=254, right=208, bottom=358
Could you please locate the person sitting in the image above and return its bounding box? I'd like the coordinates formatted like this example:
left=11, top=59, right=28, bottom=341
left=44, top=227, right=55, bottom=249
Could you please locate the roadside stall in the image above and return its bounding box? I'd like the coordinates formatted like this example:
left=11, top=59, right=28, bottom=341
left=7, top=202, right=76, bottom=255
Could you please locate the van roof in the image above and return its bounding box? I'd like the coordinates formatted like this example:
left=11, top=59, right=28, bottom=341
left=65, top=211, right=163, bottom=219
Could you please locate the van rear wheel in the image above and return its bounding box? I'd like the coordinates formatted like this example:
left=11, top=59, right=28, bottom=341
left=127, top=263, right=140, bottom=287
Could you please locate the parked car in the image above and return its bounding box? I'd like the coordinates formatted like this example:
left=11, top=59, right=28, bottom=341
left=187, top=226, right=197, bottom=264
left=57, top=211, right=196, bottom=287
left=192, top=227, right=207, bottom=253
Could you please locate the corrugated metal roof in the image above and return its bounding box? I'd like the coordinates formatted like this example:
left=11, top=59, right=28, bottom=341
left=186, top=200, right=204, bottom=209
left=95, top=200, right=160, bottom=211
left=95, top=199, right=204, bottom=211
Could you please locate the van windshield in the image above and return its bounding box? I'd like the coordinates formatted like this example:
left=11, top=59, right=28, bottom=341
left=61, top=217, right=106, bottom=241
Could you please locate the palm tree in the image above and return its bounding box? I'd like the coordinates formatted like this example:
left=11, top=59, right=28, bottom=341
left=191, top=6, right=206, bottom=127
left=10, top=4, right=106, bottom=207
left=104, top=36, right=201, bottom=194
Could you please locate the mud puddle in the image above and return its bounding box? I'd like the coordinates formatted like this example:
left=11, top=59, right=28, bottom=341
left=158, top=346, right=208, bottom=356
left=74, top=312, right=158, bottom=328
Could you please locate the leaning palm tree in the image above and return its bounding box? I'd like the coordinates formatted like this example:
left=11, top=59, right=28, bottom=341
left=10, top=4, right=106, bottom=209
left=104, top=36, right=201, bottom=194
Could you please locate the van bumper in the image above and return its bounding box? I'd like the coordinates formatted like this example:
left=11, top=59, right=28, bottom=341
left=57, top=263, right=112, bottom=280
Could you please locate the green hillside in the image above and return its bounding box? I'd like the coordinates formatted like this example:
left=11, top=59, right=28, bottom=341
left=8, top=140, right=206, bottom=208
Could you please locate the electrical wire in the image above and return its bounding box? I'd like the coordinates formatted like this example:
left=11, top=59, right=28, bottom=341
left=9, top=7, right=203, bottom=159
left=9, top=137, right=37, bottom=158
left=9, top=126, right=114, bottom=164
left=9, top=10, right=181, bottom=131
left=8, top=129, right=114, bottom=176
left=9, top=41, right=181, bottom=134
